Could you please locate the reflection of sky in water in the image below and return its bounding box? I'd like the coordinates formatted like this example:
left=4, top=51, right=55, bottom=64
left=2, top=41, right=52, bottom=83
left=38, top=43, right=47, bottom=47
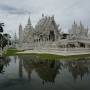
left=0, top=56, right=90, bottom=90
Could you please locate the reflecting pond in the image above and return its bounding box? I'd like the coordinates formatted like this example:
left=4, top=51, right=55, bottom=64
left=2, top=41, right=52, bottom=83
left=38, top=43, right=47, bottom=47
left=0, top=55, right=90, bottom=90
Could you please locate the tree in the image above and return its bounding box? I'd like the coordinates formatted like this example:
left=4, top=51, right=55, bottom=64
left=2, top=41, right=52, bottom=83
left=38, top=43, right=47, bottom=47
left=0, top=34, right=8, bottom=49
left=0, top=23, right=11, bottom=49
left=3, top=33, right=11, bottom=46
left=0, top=23, right=4, bottom=32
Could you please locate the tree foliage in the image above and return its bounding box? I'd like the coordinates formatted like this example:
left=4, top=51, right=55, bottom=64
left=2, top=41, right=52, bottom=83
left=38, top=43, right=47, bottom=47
left=0, top=34, right=8, bottom=49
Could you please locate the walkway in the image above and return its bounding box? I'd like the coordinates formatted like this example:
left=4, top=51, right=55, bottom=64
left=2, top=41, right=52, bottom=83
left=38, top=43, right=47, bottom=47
left=17, top=49, right=90, bottom=56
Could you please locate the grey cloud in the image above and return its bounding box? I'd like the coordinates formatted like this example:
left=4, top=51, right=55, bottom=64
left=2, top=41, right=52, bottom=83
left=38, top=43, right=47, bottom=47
left=0, top=4, right=31, bottom=15
left=0, top=0, right=90, bottom=36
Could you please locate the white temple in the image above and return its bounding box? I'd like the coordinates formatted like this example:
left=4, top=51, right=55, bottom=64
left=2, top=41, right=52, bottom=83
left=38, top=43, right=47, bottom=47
left=18, top=15, right=90, bottom=51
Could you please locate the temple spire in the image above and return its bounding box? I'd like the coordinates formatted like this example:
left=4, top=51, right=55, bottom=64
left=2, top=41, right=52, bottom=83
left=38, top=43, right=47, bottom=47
left=28, top=16, right=31, bottom=26
left=74, top=20, right=76, bottom=25
left=80, top=21, right=83, bottom=27
left=19, top=24, right=23, bottom=46
left=19, top=24, right=22, bottom=31
left=42, top=13, right=44, bottom=17
left=87, top=26, right=89, bottom=32
left=87, top=26, right=89, bottom=30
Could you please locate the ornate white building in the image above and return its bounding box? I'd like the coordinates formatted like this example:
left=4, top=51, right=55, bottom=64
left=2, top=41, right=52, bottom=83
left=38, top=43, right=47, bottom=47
left=67, top=21, right=90, bottom=48
left=68, top=21, right=88, bottom=40
left=18, top=15, right=90, bottom=50
left=19, top=15, right=61, bottom=50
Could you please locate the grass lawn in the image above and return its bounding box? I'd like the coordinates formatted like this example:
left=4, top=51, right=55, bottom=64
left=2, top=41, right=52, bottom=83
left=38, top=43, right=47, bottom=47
left=4, top=48, right=90, bottom=60
left=4, top=48, right=19, bottom=56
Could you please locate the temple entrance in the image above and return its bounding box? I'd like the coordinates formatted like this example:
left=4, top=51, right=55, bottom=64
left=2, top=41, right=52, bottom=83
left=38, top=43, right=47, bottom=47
left=49, top=30, right=55, bottom=41
left=79, top=42, right=85, bottom=48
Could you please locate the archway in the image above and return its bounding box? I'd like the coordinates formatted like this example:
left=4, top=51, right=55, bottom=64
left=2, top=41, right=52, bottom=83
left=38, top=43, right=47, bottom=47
left=49, top=30, right=55, bottom=41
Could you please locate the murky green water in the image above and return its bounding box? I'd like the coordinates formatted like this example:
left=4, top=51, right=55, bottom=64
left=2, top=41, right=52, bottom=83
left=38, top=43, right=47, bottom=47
left=0, top=55, right=90, bottom=90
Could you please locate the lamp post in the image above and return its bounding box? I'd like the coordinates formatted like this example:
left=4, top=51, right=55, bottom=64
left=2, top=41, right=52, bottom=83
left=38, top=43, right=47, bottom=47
left=0, top=23, right=4, bottom=57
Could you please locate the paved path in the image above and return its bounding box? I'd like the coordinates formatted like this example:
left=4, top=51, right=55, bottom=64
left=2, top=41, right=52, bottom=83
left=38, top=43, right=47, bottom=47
left=17, top=49, right=90, bottom=56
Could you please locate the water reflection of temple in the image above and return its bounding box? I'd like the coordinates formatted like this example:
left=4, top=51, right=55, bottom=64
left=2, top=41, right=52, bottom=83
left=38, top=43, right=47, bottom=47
left=34, top=60, right=60, bottom=84
left=18, top=56, right=90, bottom=83
left=65, top=60, right=90, bottom=80
left=19, top=56, right=61, bottom=83
left=0, top=57, right=10, bottom=73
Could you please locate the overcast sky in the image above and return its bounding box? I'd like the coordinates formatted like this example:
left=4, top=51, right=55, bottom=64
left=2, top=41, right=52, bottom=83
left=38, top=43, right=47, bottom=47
left=0, top=0, right=90, bottom=37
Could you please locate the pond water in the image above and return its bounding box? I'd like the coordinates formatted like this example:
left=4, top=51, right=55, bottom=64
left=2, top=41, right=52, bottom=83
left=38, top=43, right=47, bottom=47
left=0, top=55, right=90, bottom=90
